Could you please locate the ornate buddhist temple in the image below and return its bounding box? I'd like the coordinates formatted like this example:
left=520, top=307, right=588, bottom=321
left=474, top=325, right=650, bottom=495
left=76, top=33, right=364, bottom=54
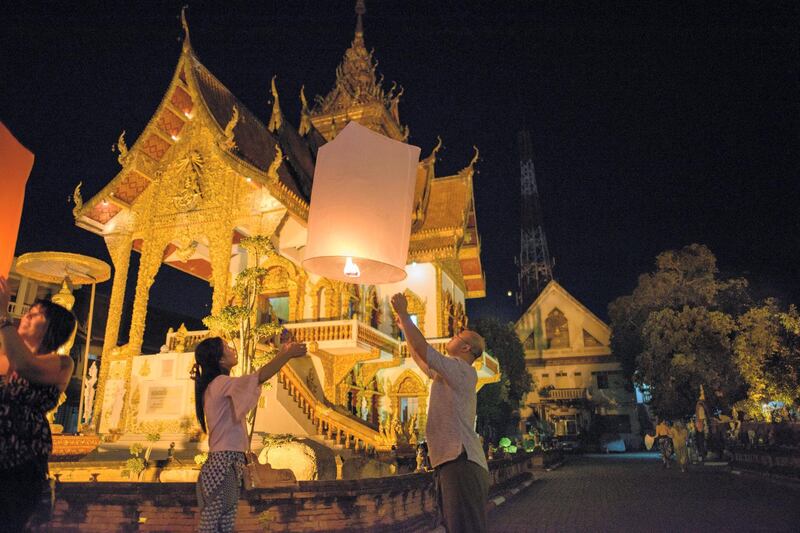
left=72, top=5, right=498, bottom=455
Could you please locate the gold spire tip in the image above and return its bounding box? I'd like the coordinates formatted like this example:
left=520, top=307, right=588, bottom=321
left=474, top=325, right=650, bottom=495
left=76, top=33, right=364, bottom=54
left=181, top=5, right=191, bottom=50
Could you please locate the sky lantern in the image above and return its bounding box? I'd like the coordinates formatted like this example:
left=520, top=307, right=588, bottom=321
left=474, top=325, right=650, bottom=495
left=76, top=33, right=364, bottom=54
left=0, top=122, right=35, bottom=278
left=303, top=121, right=421, bottom=284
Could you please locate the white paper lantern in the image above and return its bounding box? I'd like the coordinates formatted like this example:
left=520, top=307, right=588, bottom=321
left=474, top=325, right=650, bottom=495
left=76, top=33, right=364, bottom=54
left=303, top=121, right=421, bottom=284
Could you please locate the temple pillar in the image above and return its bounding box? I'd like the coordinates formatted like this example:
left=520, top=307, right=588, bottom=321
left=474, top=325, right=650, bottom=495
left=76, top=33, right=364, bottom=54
left=127, top=236, right=167, bottom=355
left=101, top=233, right=133, bottom=355
left=208, top=226, right=233, bottom=316
left=92, top=233, right=132, bottom=432
left=114, top=235, right=166, bottom=432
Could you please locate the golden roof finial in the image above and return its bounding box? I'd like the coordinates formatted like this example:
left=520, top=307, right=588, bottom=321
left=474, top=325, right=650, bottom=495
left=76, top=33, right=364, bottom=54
left=268, top=75, right=283, bottom=133
left=267, top=144, right=284, bottom=182
left=180, top=5, right=191, bottom=52
left=459, top=146, right=479, bottom=179
left=115, top=130, right=129, bottom=165
left=424, top=136, right=443, bottom=163
left=221, top=105, right=239, bottom=151
left=469, top=145, right=480, bottom=168
left=299, top=85, right=312, bottom=136
left=699, top=384, right=706, bottom=401
left=71, top=182, right=83, bottom=220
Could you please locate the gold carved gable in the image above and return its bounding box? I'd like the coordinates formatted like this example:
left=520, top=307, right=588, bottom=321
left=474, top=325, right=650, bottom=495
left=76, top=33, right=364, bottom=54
left=392, top=369, right=427, bottom=396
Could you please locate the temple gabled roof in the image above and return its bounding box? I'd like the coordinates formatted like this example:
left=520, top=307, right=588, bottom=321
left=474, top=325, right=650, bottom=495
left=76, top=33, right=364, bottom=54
left=189, top=57, right=317, bottom=201
left=73, top=36, right=324, bottom=234
left=514, top=280, right=611, bottom=351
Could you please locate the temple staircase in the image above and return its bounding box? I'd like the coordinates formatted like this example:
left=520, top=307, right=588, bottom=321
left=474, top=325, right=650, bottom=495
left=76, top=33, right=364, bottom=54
left=262, top=354, right=393, bottom=457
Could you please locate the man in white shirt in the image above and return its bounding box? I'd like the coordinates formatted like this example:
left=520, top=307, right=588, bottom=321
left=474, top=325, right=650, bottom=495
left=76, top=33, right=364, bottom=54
left=391, top=293, right=490, bottom=533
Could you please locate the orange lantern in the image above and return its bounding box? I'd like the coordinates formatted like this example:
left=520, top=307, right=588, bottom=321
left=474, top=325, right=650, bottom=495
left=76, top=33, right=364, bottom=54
left=303, top=122, right=420, bottom=284
left=0, top=122, right=35, bottom=278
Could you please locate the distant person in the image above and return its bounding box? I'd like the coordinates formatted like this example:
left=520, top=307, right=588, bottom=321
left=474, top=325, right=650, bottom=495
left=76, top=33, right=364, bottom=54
left=670, top=420, right=689, bottom=472
left=694, top=394, right=710, bottom=461
left=191, top=335, right=306, bottom=533
left=391, top=293, right=489, bottom=533
left=655, top=418, right=673, bottom=468
left=0, top=276, right=77, bottom=531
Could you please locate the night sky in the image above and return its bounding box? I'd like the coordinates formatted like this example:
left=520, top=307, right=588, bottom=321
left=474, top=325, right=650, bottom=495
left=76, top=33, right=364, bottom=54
left=2, top=1, right=798, bottom=326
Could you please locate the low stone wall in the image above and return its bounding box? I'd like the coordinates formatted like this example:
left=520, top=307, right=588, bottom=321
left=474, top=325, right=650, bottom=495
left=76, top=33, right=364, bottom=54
left=729, top=446, right=800, bottom=479
left=31, top=453, right=534, bottom=532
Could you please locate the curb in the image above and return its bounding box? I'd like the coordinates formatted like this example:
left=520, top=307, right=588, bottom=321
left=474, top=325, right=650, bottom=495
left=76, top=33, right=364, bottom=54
left=428, top=476, right=539, bottom=532
left=544, top=461, right=564, bottom=471
left=428, top=475, right=540, bottom=531
left=730, top=467, right=800, bottom=489
left=487, top=477, right=538, bottom=513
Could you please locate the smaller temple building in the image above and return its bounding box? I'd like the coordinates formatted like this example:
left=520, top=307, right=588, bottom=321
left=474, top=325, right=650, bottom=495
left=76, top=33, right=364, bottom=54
left=516, top=281, right=641, bottom=449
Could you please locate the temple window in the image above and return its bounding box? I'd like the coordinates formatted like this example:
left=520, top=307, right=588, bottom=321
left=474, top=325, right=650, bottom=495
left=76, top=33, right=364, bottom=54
left=545, top=308, right=570, bottom=348
left=259, top=293, right=289, bottom=324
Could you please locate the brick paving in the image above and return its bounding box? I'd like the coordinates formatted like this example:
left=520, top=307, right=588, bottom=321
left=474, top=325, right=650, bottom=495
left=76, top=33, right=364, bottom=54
left=489, top=452, right=800, bottom=532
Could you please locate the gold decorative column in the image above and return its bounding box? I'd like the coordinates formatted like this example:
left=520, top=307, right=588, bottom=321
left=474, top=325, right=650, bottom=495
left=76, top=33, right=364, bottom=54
left=127, top=236, right=167, bottom=355
left=207, top=226, right=233, bottom=316
left=93, top=233, right=132, bottom=432
left=101, top=233, right=133, bottom=354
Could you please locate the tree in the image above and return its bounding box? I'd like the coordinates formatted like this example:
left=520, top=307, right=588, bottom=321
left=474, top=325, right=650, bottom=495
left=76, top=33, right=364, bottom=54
left=639, top=306, right=742, bottom=417
left=471, top=318, right=532, bottom=441
left=204, top=236, right=283, bottom=372
left=609, top=244, right=746, bottom=377
left=733, top=301, right=800, bottom=418
left=608, top=244, right=749, bottom=416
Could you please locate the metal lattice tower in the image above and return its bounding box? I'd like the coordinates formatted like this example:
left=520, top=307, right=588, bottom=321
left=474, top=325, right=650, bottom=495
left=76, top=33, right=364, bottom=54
left=516, top=130, right=553, bottom=306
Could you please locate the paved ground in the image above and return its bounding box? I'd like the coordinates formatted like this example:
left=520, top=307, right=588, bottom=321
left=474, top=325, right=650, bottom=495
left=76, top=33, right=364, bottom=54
left=489, top=453, right=800, bottom=533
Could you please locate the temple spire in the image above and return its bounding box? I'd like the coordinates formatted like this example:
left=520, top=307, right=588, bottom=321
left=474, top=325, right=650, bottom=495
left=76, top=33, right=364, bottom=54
left=180, top=5, right=191, bottom=53
left=355, top=0, right=366, bottom=41
left=268, top=75, right=283, bottom=132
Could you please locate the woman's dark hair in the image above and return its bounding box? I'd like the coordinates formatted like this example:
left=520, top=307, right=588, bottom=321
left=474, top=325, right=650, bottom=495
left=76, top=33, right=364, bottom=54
left=32, top=299, right=77, bottom=354
left=192, top=337, right=228, bottom=433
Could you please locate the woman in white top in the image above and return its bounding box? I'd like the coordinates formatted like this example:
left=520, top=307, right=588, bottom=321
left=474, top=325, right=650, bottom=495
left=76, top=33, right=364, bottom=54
left=191, top=336, right=306, bottom=533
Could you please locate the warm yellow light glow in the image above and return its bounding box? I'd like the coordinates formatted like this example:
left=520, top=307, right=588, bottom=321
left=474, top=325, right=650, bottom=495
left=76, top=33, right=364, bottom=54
left=246, top=177, right=252, bottom=183
left=171, top=134, right=180, bottom=141
left=507, top=290, right=513, bottom=297
left=344, top=257, right=361, bottom=278
left=184, top=111, right=194, bottom=119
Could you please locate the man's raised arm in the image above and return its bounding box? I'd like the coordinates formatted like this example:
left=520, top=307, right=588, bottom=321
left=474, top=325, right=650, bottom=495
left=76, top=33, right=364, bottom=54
left=391, top=293, right=431, bottom=371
